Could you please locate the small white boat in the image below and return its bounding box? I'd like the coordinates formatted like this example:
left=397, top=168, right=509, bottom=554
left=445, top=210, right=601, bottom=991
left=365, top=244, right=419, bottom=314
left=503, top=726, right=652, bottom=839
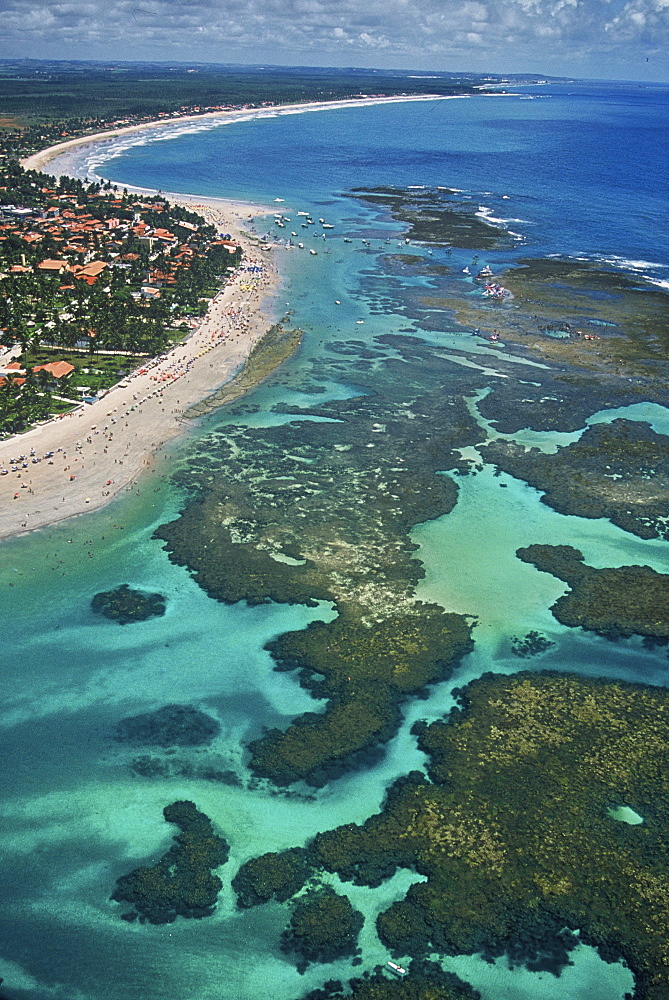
left=298, top=243, right=304, bottom=248
left=323, top=223, right=334, bottom=229
left=387, top=961, right=407, bottom=975
left=309, top=249, right=318, bottom=255
left=297, top=211, right=309, bottom=216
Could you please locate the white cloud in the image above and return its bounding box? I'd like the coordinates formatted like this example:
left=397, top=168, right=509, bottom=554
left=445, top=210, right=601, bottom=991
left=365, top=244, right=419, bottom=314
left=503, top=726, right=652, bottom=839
left=0, top=0, right=667, bottom=78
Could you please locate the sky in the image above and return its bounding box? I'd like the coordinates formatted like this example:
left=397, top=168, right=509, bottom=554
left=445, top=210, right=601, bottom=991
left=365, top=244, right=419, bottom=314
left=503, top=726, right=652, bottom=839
left=0, top=0, right=668, bottom=82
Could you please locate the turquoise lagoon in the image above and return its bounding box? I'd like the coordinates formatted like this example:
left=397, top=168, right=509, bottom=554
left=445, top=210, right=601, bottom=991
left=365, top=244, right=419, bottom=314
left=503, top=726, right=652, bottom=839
left=1, top=83, right=668, bottom=999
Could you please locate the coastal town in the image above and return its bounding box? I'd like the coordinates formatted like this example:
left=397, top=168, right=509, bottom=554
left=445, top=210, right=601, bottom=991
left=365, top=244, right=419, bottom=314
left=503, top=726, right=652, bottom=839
left=0, top=162, right=243, bottom=433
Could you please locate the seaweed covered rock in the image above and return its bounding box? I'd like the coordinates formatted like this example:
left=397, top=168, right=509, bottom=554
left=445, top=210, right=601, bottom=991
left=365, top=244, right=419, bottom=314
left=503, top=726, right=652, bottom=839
left=305, top=674, right=669, bottom=1000
left=282, top=887, right=364, bottom=971
left=296, top=961, right=481, bottom=999
left=91, top=584, right=166, bottom=624
left=154, top=354, right=481, bottom=786
left=233, top=848, right=313, bottom=907
left=115, top=704, right=221, bottom=748
left=509, top=630, right=555, bottom=657
left=517, top=544, right=669, bottom=641
left=248, top=605, right=472, bottom=787
left=111, top=800, right=229, bottom=923
left=484, top=419, right=669, bottom=541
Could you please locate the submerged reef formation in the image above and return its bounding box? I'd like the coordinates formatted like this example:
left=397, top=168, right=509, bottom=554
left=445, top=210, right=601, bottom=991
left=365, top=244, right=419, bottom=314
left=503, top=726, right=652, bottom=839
left=424, top=256, right=669, bottom=387
left=115, top=703, right=221, bottom=747
left=350, top=187, right=512, bottom=249
left=111, top=800, right=229, bottom=923
left=509, top=630, right=555, bottom=657
left=485, top=419, right=669, bottom=541
left=91, top=583, right=166, bottom=624
left=281, top=886, right=364, bottom=971
left=233, top=848, right=312, bottom=907
left=155, top=340, right=481, bottom=784
left=291, top=673, right=669, bottom=1000
left=517, top=544, right=669, bottom=641
left=248, top=607, right=472, bottom=785
left=296, top=962, right=481, bottom=1000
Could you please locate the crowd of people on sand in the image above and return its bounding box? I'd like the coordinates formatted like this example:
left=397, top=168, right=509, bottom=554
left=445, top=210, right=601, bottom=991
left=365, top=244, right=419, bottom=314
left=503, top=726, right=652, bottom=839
left=0, top=203, right=278, bottom=539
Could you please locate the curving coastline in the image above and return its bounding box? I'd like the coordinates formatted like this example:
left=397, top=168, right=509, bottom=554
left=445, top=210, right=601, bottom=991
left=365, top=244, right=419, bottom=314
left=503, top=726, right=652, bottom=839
left=2, top=95, right=470, bottom=542
left=20, top=94, right=467, bottom=173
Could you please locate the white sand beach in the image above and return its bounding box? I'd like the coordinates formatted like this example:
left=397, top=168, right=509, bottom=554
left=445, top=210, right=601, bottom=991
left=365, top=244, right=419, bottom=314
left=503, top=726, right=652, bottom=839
left=0, top=193, right=282, bottom=540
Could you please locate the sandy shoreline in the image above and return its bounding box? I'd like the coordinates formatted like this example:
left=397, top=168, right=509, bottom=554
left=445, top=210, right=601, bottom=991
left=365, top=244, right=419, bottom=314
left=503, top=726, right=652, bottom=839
left=4, top=93, right=462, bottom=542
left=20, top=94, right=461, bottom=173
left=0, top=192, right=282, bottom=541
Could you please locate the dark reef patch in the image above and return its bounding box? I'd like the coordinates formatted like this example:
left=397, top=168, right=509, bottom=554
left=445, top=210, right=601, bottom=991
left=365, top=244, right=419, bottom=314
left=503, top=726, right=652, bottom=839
left=248, top=607, right=472, bottom=786
left=302, top=673, right=669, bottom=1000
left=517, top=544, right=669, bottom=641
left=509, top=630, right=555, bottom=657
left=350, top=187, right=512, bottom=249
left=115, top=704, right=221, bottom=747
left=233, top=848, right=313, bottom=907
left=111, top=800, right=229, bottom=924
left=281, top=886, right=364, bottom=971
left=91, top=584, right=166, bottom=624
left=155, top=340, right=480, bottom=785
left=295, top=961, right=481, bottom=1000
left=485, top=419, right=669, bottom=540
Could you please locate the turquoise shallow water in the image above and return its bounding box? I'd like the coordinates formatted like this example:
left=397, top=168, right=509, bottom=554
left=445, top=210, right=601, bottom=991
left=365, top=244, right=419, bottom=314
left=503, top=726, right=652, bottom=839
left=1, top=84, right=668, bottom=999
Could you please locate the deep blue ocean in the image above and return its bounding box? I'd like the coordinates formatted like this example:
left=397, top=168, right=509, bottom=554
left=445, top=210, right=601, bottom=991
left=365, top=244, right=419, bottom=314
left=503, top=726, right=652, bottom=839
left=0, top=81, right=668, bottom=1000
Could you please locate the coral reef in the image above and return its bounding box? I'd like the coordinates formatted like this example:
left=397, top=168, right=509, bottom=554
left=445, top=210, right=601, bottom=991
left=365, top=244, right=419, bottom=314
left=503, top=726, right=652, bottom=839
left=155, top=344, right=479, bottom=785
left=91, top=583, right=166, bottom=624
left=517, top=544, right=669, bottom=641
left=509, top=631, right=555, bottom=657
left=350, top=187, right=512, bottom=249
left=111, top=800, right=229, bottom=923
left=248, top=606, right=472, bottom=786
left=233, top=848, right=312, bottom=907
left=485, top=420, right=669, bottom=540
left=296, top=962, right=480, bottom=1000
left=115, top=704, right=221, bottom=747
left=281, top=887, right=364, bottom=971
left=303, top=673, right=669, bottom=1000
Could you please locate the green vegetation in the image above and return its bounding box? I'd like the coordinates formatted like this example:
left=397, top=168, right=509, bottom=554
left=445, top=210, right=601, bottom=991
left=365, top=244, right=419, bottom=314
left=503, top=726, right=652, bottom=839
left=0, top=368, right=53, bottom=432
left=485, top=419, right=669, bottom=541
left=281, top=886, right=364, bottom=971
left=305, top=673, right=669, bottom=1000
left=91, top=583, right=166, bottom=624
left=0, top=60, right=481, bottom=159
left=111, top=800, right=229, bottom=923
left=517, top=544, right=669, bottom=641
left=0, top=161, right=242, bottom=432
